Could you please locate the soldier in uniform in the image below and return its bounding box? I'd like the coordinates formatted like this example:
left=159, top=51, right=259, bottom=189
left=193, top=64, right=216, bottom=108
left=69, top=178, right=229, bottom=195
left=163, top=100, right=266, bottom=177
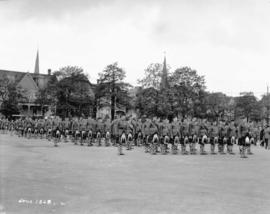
left=170, top=117, right=180, bottom=155
left=17, top=118, right=24, bottom=137
left=62, top=118, right=70, bottom=143
left=110, top=117, right=119, bottom=147
left=198, top=121, right=208, bottom=155
left=227, top=122, right=236, bottom=154
left=104, top=118, right=111, bottom=147
left=142, top=117, right=151, bottom=153
left=72, top=118, right=80, bottom=145
left=45, top=118, right=53, bottom=141
left=160, top=119, right=171, bottom=154
left=126, top=117, right=135, bottom=150
left=218, top=122, right=226, bottom=154
left=189, top=121, right=196, bottom=155
left=52, top=117, right=61, bottom=147
left=96, top=118, right=104, bottom=146
left=149, top=118, right=159, bottom=155
left=117, top=116, right=128, bottom=155
left=238, top=122, right=248, bottom=158
left=86, top=117, right=95, bottom=146
left=180, top=119, right=189, bottom=155
left=80, top=118, right=88, bottom=146
left=38, top=119, right=46, bottom=139
left=264, top=125, right=270, bottom=150
left=246, top=124, right=254, bottom=155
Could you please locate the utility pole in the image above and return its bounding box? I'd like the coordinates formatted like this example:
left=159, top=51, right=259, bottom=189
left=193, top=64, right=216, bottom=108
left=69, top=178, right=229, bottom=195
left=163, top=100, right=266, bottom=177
left=111, top=69, right=116, bottom=121
left=267, top=85, right=270, bottom=126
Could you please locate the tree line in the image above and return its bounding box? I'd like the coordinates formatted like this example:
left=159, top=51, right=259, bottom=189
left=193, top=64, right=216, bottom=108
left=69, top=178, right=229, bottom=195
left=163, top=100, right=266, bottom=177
left=0, top=62, right=270, bottom=122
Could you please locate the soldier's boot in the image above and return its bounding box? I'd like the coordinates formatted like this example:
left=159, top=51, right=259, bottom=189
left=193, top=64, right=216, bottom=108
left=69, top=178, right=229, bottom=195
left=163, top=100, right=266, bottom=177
left=172, top=145, right=177, bottom=155
left=191, top=144, right=196, bottom=154
left=181, top=145, right=184, bottom=154
left=54, top=138, right=58, bottom=147
left=105, top=139, right=110, bottom=147
left=118, top=144, right=124, bottom=155
left=161, top=144, right=166, bottom=155
left=152, top=144, right=157, bottom=155
left=241, top=147, right=247, bottom=158
left=247, top=146, right=253, bottom=155
left=189, top=144, right=192, bottom=154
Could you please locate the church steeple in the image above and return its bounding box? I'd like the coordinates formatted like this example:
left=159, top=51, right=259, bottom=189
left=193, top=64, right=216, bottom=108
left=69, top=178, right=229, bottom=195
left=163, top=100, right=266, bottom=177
left=160, top=53, right=168, bottom=89
left=34, top=50, right=39, bottom=74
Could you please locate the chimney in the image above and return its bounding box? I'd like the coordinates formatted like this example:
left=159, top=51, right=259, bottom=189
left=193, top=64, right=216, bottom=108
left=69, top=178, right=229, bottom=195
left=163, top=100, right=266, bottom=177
left=48, top=69, right=51, bottom=75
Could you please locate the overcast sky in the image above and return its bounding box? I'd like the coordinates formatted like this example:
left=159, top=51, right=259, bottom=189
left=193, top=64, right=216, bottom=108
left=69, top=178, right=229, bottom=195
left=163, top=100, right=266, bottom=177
left=0, top=0, right=269, bottom=97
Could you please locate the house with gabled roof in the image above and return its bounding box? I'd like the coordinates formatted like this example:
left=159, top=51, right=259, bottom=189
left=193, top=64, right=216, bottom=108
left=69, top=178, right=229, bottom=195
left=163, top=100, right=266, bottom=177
left=0, top=51, right=52, bottom=117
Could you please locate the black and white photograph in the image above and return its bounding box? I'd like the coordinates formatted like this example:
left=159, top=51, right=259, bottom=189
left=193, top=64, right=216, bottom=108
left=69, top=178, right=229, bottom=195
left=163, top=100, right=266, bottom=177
left=0, top=0, right=270, bottom=213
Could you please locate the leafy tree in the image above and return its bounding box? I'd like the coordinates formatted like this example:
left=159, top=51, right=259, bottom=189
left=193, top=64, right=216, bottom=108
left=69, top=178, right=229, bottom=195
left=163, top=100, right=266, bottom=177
left=54, top=66, right=84, bottom=80
left=137, top=63, right=163, bottom=89
left=97, top=62, right=131, bottom=120
left=35, top=75, right=58, bottom=116
left=235, top=92, right=261, bottom=122
left=205, top=92, right=230, bottom=121
left=0, top=75, right=10, bottom=103
left=136, top=65, right=206, bottom=119
left=135, top=87, right=159, bottom=118
left=193, top=90, right=208, bottom=119
left=260, top=94, right=270, bottom=123
left=170, top=67, right=206, bottom=118
left=0, top=82, right=25, bottom=119
left=53, top=66, right=94, bottom=118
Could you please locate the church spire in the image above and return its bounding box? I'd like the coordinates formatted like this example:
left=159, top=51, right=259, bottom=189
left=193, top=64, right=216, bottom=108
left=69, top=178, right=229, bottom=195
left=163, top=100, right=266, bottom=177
left=160, top=52, right=168, bottom=90
left=34, top=50, right=39, bottom=74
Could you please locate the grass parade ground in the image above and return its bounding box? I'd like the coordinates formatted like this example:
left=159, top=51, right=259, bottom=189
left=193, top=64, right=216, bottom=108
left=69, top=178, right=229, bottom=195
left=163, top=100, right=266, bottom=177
left=1, top=134, right=270, bottom=214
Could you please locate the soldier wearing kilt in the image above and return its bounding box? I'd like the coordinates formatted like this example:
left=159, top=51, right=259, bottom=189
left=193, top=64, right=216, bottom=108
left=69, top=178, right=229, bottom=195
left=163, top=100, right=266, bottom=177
left=135, top=119, right=143, bottom=147
left=26, top=118, right=34, bottom=139
left=117, top=116, right=128, bottom=155
left=226, top=122, right=235, bottom=154
left=72, top=118, right=80, bottom=145
left=142, top=118, right=151, bottom=153
left=9, top=120, right=15, bottom=136
left=110, top=117, right=119, bottom=147
left=264, top=126, right=270, bottom=150
left=180, top=121, right=189, bottom=154
left=38, top=119, right=46, bottom=139
left=238, top=123, right=248, bottom=158
left=171, top=118, right=180, bottom=155
left=86, top=118, right=95, bottom=146
left=247, top=125, right=255, bottom=154
left=246, top=130, right=253, bottom=155
left=96, top=118, right=104, bottom=146
left=33, top=120, right=39, bottom=139
left=218, top=123, right=226, bottom=154
left=45, top=118, right=53, bottom=141
left=198, top=122, right=208, bottom=155
left=52, top=118, right=61, bottom=147
left=80, top=118, right=88, bottom=146
left=160, top=119, right=171, bottom=154
left=149, top=120, right=159, bottom=155
left=62, top=118, right=70, bottom=143
left=126, top=119, right=134, bottom=150
left=189, top=122, right=197, bottom=155
left=208, top=123, right=214, bottom=154
left=17, top=119, right=24, bottom=137
left=103, top=118, right=111, bottom=147
left=130, top=118, right=138, bottom=146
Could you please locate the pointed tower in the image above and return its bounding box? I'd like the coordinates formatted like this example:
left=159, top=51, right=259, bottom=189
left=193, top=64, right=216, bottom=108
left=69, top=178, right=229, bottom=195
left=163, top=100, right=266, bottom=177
left=34, top=50, right=39, bottom=74
left=160, top=54, right=168, bottom=90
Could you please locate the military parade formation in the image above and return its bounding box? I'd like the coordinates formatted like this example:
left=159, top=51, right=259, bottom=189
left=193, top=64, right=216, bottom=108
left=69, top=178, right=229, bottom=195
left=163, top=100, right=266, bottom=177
left=0, top=116, right=269, bottom=158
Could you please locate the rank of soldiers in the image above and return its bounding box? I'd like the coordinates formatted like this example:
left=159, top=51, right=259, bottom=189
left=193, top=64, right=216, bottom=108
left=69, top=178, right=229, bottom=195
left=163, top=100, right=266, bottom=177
left=1, top=116, right=269, bottom=158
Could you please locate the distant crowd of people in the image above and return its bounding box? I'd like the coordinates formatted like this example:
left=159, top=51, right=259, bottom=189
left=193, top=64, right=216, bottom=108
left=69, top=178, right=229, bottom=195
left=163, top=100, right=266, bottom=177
left=0, top=116, right=269, bottom=158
